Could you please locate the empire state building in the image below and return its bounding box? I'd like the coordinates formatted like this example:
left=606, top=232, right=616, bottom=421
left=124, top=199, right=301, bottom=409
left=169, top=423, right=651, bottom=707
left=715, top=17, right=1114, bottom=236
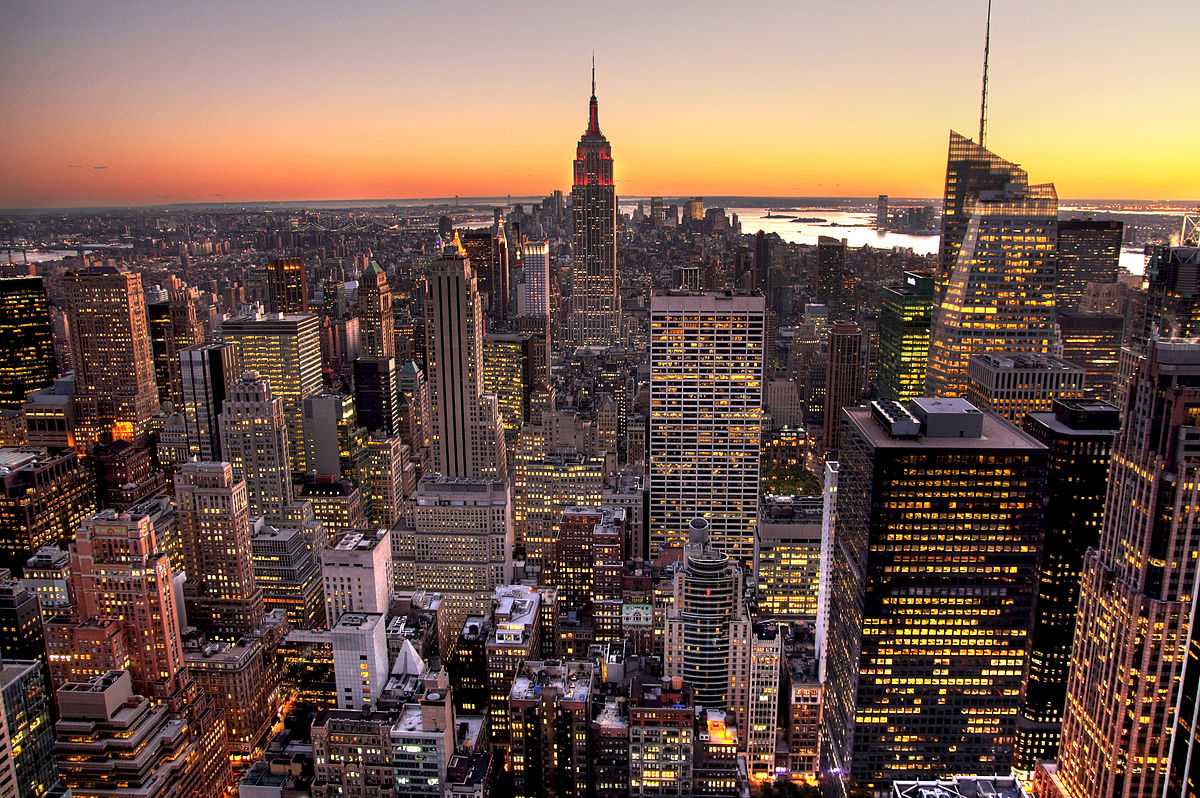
left=569, top=63, right=619, bottom=346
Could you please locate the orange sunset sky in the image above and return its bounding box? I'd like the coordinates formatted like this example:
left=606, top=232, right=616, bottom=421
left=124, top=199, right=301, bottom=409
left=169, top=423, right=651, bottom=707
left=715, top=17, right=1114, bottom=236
left=2, top=0, right=1197, bottom=208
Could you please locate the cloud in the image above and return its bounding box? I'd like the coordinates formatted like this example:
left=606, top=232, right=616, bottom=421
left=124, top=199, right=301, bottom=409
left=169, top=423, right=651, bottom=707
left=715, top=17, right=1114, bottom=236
left=67, top=164, right=84, bottom=169
left=93, top=165, right=108, bottom=170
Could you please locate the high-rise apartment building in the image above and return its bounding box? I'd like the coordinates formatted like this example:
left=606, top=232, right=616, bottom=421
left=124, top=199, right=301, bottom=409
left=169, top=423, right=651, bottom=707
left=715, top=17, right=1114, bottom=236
left=220, top=310, right=322, bottom=473
left=265, top=257, right=308, bottom=314
left=355, top=259, right=395, bottom=359
left=392, top=476, right=513, bottom=639
left=424, top=242, right=506, bottom=480
left=550, top=506, right=625, bottom=639
left=508, top=659, right=594, bottom=798
left=822, top=321, right=866, bottom=455
left=218, top=372, right=293, bottom=518
left=964, top=352, right=1087, bottom=424
left=649, top=292, right=765, bottom=564
left=62, top=267, right=160, bottom=447
left=0, top=447, right=95, bottom=576
left=1055, top=219, right=1122, bottom=310
left=1054, top=340, right=1200, bottom=798
left=1014, top=400, right=1119, bottom=776
left=569, top=69, right=619, bottom=346
left=179, top=341, right=240, bottom=461
left=0, top=277, right=56, bottom=411
left=878, top=272, right=934, bottom=402
left=664, top=518, right=744, bottom=709
left=822, top=398, right=1046, bottom=793
left=175, top=461, right=265, bottom=639
left=929, top=178, right=1059, bottom=396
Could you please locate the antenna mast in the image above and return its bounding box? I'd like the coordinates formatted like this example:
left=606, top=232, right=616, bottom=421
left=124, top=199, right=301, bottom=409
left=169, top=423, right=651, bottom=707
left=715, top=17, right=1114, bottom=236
left=979, top=0, right=992, bottom=147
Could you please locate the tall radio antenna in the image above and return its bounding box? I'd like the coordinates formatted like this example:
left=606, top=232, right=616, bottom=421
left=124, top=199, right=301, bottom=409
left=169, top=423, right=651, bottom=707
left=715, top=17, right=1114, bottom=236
left=979, top=0, right=992, bottom=147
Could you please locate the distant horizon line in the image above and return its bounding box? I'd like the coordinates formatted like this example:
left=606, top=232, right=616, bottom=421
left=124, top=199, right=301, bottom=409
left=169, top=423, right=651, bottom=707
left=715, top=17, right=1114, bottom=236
left=3, top=193, right=1197, bottom=215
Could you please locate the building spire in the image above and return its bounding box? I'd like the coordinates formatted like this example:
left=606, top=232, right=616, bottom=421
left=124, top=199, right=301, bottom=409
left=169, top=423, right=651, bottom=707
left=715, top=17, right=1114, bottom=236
left=587, top=53, right=601, bottom=135
left=979, top=0, right=992, bottom=147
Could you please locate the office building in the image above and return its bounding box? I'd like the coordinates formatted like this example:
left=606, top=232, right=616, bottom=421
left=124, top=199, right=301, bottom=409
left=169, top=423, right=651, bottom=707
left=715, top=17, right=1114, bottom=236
left=1057, top=311, right=1123, bottom=401
left=817, top=236, right=849, bottom=320
left=482, top=333, right=535, bottom=436
left=551, top=506, right=625, bottom=640
left=19, top=546, right=71, bottom=613
left=321, top=528, right=393, bottom=623
left=485, top=586, right=542, bottom=755
left=185, top=633, right=279, bottom=759
left=310, top=709, right=393, bottom=798
left=363, top=435, right=415, bottom=529
left=355, top=259, right=395, bottom=359
left=179, top=341, right=240, bottom=461
left=62, top=267, right=160, bottom=447
left=0, top=447, right=95, bottom=576
left=301, top=476, right=365, bottom=536
left=175, top=461, right=265, bottom=639
left=876, top=194, right=888, bottom=229
left=219, top=372, right=293, bottom=518
left=964, top=352, right=1086, bottom=423
left=822, top=398, right=1047, bottom=793
left=1013, top=400, right=1119, bottom=775
left=664, top=518, right=744, bottom=709
left=517, top=239, right=551, bottom=320
left=513, top=453, right=605, bottom=564
left=251, top=518, right=324, bottom=628
left=21, top=374, right=76, bottom=451
left=460, top=227, right=510, bottom=322
left=754, top=496, right=823, bottom=622
left=265, top=257, right=308, bottom=315
left=68, top=508, right=185, bottom=699
left=393, top=476, right=513, bottom=638
left=424, top=241, right=507, bottom=480
left=1143, top=245, right=1200, bottom=340
left=0, top=659, right=56, bottom=798
left=649, top=292, right=765, bottom=564
left=0, top=277, right=56, bottom=411
left=822, top=321, right=866, bottom=455
left=929, top=177, right=1059, bottom=396
left=729, top=620, right=783, bottom=780
left=1056, top=219, right=1122, bottom=310
left=1054, top=341, right=1200, bottom=798
left=352, top=355, right=401, bottom=437
left=303, top=391, right=366, bottom=480
left=330, top=611, right=389, bottom=710
left=569, top=68, right=619, bottom=346
left=878, top=272, right=934, bottom=401
left=146, top=278, right=204, bottom=408
left=936, top=130, right=1029, bottom=285
left=220, top=310, right=322, bottom=473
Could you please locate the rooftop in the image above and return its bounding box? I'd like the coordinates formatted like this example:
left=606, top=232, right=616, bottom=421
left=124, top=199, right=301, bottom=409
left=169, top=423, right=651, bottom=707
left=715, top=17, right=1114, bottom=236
left=969, top=351, right=1084, bottom=372
left=855, top=399, right=1045, bottom=451
left=510, top=660, right=594, bottom=705
left=892, top=777, right=1031, bottom=798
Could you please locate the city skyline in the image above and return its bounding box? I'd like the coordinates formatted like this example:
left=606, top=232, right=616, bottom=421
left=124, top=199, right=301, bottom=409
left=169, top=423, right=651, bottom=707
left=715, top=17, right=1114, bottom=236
left=3, top=1, right=1199, bottom=208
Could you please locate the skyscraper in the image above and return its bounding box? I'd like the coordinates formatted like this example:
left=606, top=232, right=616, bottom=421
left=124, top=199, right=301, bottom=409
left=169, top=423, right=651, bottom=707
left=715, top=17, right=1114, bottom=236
left=1057, top=310, right=1124, bottom=401
left=265, top=257, right=308, bottom=315
left=517, top=239, right=551, bottom=320
left=822, top=321, right=866, bottom=455
left=664, top=518, right=744, bottom=709
left=1014, top=400, right=1119, bottom=776
left=424, top=240, right=506, bottom=480
left=1055, top=219, right=1122, bottom=310
left=0, top=658, right=57, bottom=798
left=816, top=236, right=849, bottom=320
left=649, top=291, right=765, bottom=564
left=69, top=508, right=186, bottom=699
left=1143, top=244, right=1200, bottom=340
left=822, top=398, right=1046, bottom=793
left=220, top=310, right=322, bottom=474
left=355, top=259, right=394, bottom=359
left=964, top=352, right=1086, bottom=424
left=928, top=178, right=1059, bottom=397
left=174, top=461, right=265, bottom=639
left=218, top=372, right=293, bottom=518
left=179, top=341, right=240, bottom=461
left=0, top=447, right=95, bottom=576
left=0, top=277, right=56, bottom=411
left=460, top=228, right=510, bottom=322
left=1054, top=340, right=1200, bottom=798
left=878, top=272, right=934, bottom=402
left=569, top=63, right=619, bottom=346
left=62, top=267, right=160, bottom=447
left=936, top=130, right=1028, bottom=286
